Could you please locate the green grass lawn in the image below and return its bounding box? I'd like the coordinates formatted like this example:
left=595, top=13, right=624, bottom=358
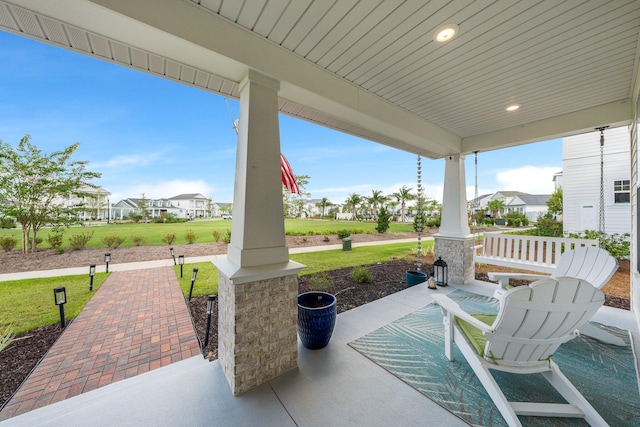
left=0, top=241, right=424, bottom=335
left=0, top=219, right=415, bottom=251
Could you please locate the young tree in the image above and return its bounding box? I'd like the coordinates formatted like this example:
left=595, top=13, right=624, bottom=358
left=137, top=193, right=151, bottom=223
left=0, top=135, right=100, bottom=253
left=369, top=189, right=387, bottom=220
left=344, top=193, right=362, bottom=220
left=392, top=186, right=414, bottom=222
left=547, top=188, right=563, bottom=216
left=487, top=199, right=505, bottom=218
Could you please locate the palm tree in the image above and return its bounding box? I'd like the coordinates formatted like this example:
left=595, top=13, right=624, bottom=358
left=487, top=199, right=505, bottom=218
left=392, top=186, right=414, bottom=222
left=315, top=197, right=332, bottom=217
left=369, top=189, right=387, bottom=219
left=344, top=193, right=362, bottom=220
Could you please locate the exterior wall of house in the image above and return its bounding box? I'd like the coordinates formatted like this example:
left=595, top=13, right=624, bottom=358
left=563, top=126, right=631, bottom=235
left=632, top=83, right=639, bottom=322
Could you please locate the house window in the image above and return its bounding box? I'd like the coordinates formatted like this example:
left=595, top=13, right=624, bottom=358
left=614, top=180, right=630, bottom=203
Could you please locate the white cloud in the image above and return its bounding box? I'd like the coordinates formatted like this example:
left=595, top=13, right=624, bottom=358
left=495, top=166, right=559, bottom=194
left=92, top=151, right=168, bottom=169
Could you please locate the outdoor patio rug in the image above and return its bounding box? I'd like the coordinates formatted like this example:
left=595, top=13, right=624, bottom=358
left=349, top=290, right=640, bottom=426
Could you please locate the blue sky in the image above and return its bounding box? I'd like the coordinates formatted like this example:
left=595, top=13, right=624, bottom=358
left=0, top=31, right=562, bottom=205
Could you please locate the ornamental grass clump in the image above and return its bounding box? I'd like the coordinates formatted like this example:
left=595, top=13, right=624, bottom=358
left=184, top=229, right=197, bottom=244
left=162, top=232, right=176, bottom=245
left=68, top=231, right=93, bottom=250
left=102, top=235, right=126, bottom=248
left=350, top=267, right=373, bottom=283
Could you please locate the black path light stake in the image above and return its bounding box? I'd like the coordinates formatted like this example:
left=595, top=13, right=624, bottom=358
left=188, top=267, right=199, bottom=302
left=433, top=256, right=448, bottom=287
left=89, top=264, right=96, bottom=291
left=170, top=247, right=176, bottom=265
left=178, top=255, right=185, bottom=278
left=204, top=295, right=216, bottom=346
left=54, top=287, right=67, bottom=328
left=104, top=253, right=111, bottom=273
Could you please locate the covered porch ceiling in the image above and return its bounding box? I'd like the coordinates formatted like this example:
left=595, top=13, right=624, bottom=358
left=1, top=0, right=639, bottom=159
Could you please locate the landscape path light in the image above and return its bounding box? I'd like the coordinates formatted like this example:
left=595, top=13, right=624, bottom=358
left=170, top=247, right=176, bottom=265
left=178, top=255, right=185, bottom=278
left=204, top=295, right=216, bottom=346
left=104, top=253, right=111, bottom=273
left=54, top=287, right=67, bottom=328
left=188, top=267, right=199, bottom=302
left=89, top=264, right=96, bottom=291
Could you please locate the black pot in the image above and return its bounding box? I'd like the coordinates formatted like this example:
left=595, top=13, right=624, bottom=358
left=298, top=292, right=337, bottom=349
left=406, top=270, right=427, bottom=287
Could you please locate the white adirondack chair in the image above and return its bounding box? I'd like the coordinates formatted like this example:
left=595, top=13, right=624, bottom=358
left=488, top=246, right=622, bottom=346
left=433, top=278, right=608, bottom=427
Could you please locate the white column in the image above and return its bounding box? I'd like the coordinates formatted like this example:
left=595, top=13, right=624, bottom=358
left=213, top=70, right=303, bottom=396
left=439, top=154, right=470, bottom=237
left=434, top=154, right=475, bottom=284
left=226, top=70, right=289, bottom=268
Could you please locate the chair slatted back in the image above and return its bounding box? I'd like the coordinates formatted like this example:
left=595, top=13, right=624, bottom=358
left=485, top=278, right=604, bottom=368
left=554, top=246, right=618, bottom=289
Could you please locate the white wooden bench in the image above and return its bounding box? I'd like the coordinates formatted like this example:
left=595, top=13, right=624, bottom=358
left=474, top=232, right=598, bottom=274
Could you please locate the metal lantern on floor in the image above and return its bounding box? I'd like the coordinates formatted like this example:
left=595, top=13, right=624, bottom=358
left=188, top=267, right=199, bottom=302
left=433, top=256, right=448, bottom=287
left=54, top=287, right=67, bottom=328
left=104, top=253, right=111, bottom=273
left=170, top=247, right=176, bottom=265
left=178, top=255, right=185, bottom=277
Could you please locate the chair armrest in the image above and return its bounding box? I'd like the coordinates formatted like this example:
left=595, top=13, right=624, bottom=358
left=487, top=272, right=549, bottom=288
left=431, top=294, right=492, bottom=333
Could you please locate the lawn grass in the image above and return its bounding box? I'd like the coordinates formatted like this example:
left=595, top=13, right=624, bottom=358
left=0, top=273, right=109, bottom=334
left=0, top=219, right=415, bottom=250
left=0, top=241, right=424, bottom=334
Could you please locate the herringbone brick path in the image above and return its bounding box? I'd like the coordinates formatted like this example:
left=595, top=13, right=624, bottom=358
left=0, top=267, right=201, bottom=420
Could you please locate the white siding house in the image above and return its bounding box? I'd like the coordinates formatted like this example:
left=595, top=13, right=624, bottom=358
left=506, top=194, right=550, bottom=222
left=562, top=126, right=630, bottom=235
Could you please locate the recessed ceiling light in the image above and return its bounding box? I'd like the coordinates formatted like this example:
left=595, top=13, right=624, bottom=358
left=434, top=24, right=459, bottom=43
left=505, top=104, right=521, bottom=112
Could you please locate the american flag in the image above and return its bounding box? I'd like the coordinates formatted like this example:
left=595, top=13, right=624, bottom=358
left=280, top=153, right=300, bottom=194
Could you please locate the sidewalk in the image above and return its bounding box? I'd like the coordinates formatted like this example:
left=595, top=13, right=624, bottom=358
left=0, top=238, right=421, bottom=281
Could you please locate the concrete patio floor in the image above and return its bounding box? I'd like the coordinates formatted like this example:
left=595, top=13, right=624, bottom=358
left=2, top=275, right=637, bottom=427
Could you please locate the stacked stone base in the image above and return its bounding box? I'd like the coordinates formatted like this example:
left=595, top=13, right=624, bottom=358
left=434, top=235, right=475, bottom=285
left=218, top=270, right=299, bottom=395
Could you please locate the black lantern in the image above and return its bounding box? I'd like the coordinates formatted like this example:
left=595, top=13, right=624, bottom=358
left=204, top=294, right=216, bottom=346
left=178, top=255, right=185, bottom=278
left=54, top=287, right=67, bottom=328
left=104, top=253, right=111, bottom=273
left=433, top=256, right=448, bottom=287
left=170, top=247, right=176, bottom=265
left=188, top=267, right=199, bottom=302
left=89, top=264, right=96, bottom=291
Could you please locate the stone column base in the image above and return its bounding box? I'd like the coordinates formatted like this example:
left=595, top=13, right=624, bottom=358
left=433, top=235, right=475, bottom=285
left=214, top=259, right=304, bottom=395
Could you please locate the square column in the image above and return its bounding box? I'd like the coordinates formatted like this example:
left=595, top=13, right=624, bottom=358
left=213, top=70, right=304, bottom=395
left=434, top=154, right=475, bottom=284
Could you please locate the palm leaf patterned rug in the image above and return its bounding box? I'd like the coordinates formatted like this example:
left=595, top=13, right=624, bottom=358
left=349, top=290, right=640, bottom=426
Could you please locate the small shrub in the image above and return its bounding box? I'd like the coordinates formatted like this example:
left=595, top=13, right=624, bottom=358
left=0, top=234, right=17, bottom=252
left=0, top=217, right=16, bottom=229
left=212, top=230, right=221, bottom=242
left=161, top=232, right=176, bottom=245
left=222, top=229, right=231, bottom=243
left=301, top=237, right=307, bottom=243
left=46, top=229, right=65, bottom=249
left=132, top=236, right=146, bottom=246
left=337, top=229, right=351, bottom=239
left=322, top=235, right=330, bottom=242
left=184, top=229, right=197, bottom=244
left=27, top=236, right=43, bottom=250
left=350, top=267, right=373, bottom=283
left=0, top=322, right=15, bottom=353
left=425, top=216, right=441, bottom=228
left=565, top=230, right=630, bottom=260
left=69, top=231, right=94, bottom=250
left=375, top=206, right=391, bottom=233
left=102, top=235, right=126, bottom=248
left=307, top=272, right=333, bottom=292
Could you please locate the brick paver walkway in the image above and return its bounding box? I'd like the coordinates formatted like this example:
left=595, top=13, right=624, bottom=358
left=0, top=267, right=201, bottom=420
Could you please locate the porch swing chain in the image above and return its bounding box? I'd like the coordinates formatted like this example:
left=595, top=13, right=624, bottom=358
left=596, top=126, right=609, bottom=232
